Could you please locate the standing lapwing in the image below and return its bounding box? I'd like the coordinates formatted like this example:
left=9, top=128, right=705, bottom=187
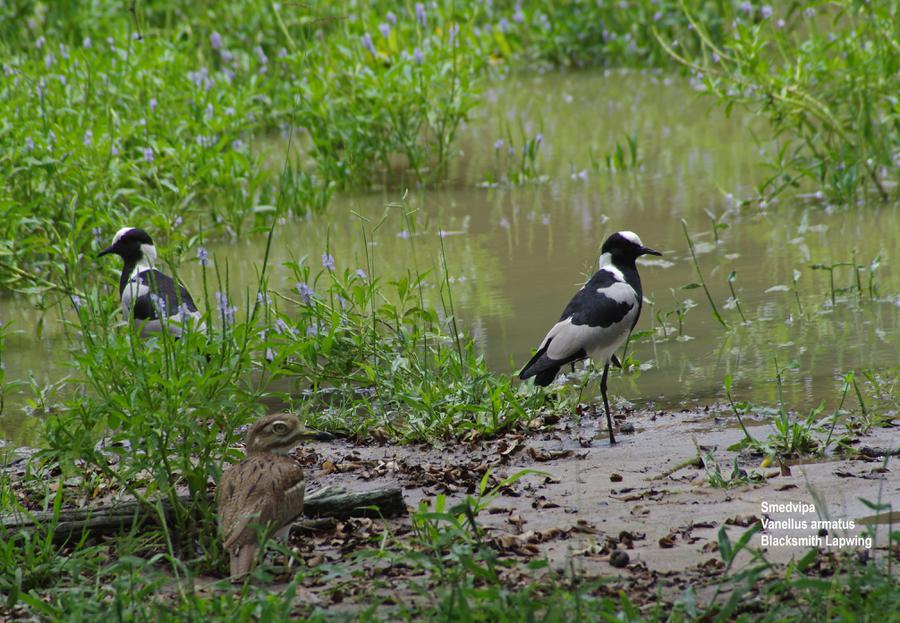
left=98, top=227, right=202, bottom=338
left=519, top=231, right=661, bottom=444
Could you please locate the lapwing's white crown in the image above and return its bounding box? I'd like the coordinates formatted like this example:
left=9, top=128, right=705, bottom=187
left=617, top=231, right=643, bottom=247
left=112, top=226, right=136, bottom=245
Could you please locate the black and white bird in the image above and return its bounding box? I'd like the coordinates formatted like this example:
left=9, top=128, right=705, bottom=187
left=98, top=227, right=203, bottom=338
left=519, top=231, right=661, bottom=444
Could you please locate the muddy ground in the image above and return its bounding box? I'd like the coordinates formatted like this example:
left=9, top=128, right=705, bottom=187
left=4, top=405, right=897, bottom=612
left=267, top=405, right=898, bottom=608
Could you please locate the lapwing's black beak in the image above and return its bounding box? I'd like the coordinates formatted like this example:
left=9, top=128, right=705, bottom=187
left=640, top=246, right=662, bottom=256
left=97, top=246, right=114, bottom=258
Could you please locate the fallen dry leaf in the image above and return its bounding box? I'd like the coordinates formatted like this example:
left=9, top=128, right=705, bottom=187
left=527, top=447, right=574, bottom=462
left=658, top=534, right=676, bottom=548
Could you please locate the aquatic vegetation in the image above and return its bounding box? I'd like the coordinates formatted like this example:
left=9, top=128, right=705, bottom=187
left=664, top=0, right=900, bottom=204
left=589, top=132, right=641, bottom=173
left=681, top=219, right=729, bottom=329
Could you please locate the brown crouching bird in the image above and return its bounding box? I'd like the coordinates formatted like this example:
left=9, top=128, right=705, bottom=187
left=218, top=414, right=317, bottom=578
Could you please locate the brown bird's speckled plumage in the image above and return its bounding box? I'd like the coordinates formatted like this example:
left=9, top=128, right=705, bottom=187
left=218, top=414, right=316, bottom=578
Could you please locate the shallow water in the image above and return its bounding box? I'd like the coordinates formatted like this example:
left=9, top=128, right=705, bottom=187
left=2, top=70, right=897, bottom=444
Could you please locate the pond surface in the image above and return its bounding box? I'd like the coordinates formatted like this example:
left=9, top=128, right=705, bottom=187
left=2, top=70, right=898, bottom=444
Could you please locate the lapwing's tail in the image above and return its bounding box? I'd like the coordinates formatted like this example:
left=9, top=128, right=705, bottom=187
left=519, top=341, right=586, bottom=387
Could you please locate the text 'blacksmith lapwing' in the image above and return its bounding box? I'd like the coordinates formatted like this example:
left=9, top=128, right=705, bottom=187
left=98, top=227, right=202, bottom=338
left=519, top=231, right=661, bottom=445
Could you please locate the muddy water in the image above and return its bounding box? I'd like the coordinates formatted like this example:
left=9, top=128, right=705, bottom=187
left=1, top=70, right=897, bottom=444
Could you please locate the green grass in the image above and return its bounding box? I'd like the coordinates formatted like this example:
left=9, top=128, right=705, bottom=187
left=2, top=1, right=899, bottom=619
left=662, top=0, right=900, bottom=205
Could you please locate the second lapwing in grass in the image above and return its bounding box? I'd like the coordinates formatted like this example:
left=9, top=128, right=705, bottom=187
left=98, top=227, right=202, bottom=338
left=519, top=231, right=661, bottom=445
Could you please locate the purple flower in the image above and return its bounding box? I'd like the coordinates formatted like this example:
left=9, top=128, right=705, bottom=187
left=499, top=217, right=510, bottom=229
left=508, top=145, right=515, bottom=156
left=205, top=103, right=214, bottom=119
left=111, top=141, right=120, bottom=156
left=386, top=11, right=397, bottom=25
left=71, top=294, right=83, bottom=310
left=321, top=253, right=335, bottom=270
left=44, top=53, right=54, bottom=69
left=761, top=5, right=773, bottom=19
left=149, top=97, right=157, bottom=113
left=378, top=22, right=390, bottom=39
left=498, top=17, right=510, bottom=32
left=413, top=47, right=424, bottom=64
left=535, top=132, right=543, bottom=145
left=173, top=216, right=183, bottom=228
left=513, top=7, right=525, bottom=23
left=83, top=130, right=93, bottom=147
left=265, top=348, right=275, bottom=362
left=197, top=246, right=209, bottom=267
left=415, top=3, right=427, bottom=28
left=653, top=11, right=663, bottom=21
left=361, top=32, right=376, bottom=55
left=92, top=227, right=103, bottom=244
left=273, top=318, right=290, bottom=335
left=144, top=146, right=154, bottom=162
left=215, top=291, right=237, bottom=324
left=254, top=46, right=268, bottom=65
left=740, top=1, right=753, bottom=14
left=397, top=230, right=410, bottom=239
left=448, top=23, right=459, bottom=46
left=25, top=137, right=34, bottom=151
left=150, top=293, right=168, bottom=320
left=355, top=268, right=368, bottom=280
left=36, top=36, right=45, bottom=50
left=83, top=37, right=92, bottom=49
left=296, top=282, right=314, bottom=304
left=804, top=7, right=816, bottom=17
left=494, top=138, right=504, bottom=150
left=210, top=32, right=222, bottom=50
left=187, top=67, right=212, bottom=90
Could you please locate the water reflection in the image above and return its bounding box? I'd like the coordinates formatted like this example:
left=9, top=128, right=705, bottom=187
left=1, top=70, right=897, bottom=444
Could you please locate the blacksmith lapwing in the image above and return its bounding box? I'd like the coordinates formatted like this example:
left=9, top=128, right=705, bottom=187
left=98, top=227, right=202, bottom=338
left=519, top=231, right=661, bottom=444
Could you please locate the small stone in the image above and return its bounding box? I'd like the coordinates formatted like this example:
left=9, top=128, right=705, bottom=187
left=610, top=472, right=623, bottom=482
left=620, top=422, right=635, bottom=434
left=609, top=549, right=629, bottom=568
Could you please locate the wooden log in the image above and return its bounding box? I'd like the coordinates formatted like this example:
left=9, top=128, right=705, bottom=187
left=0, top=485, right=405, bottom=544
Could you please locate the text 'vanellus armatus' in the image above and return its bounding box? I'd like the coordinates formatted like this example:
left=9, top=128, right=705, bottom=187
left=98, top=227, right=202, bottom=338
left=519, top=231, right=661, bottom=445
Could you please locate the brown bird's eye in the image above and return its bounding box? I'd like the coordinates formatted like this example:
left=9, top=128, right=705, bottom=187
left=271, top=421, right=288, bottom=434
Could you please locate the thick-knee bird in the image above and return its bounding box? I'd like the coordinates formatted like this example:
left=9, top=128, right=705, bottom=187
left=98, top=227, right=202, bottom=338
left=218, top=414, right=317, bottom=578
left=519, top=231, right=661, bottom=444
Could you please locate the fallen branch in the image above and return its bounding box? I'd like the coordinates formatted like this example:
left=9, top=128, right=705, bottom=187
left=1, top=485, right=405, bottom=544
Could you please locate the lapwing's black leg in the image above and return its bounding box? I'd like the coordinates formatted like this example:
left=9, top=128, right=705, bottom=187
left=600, top=362, right=616, bottom=445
